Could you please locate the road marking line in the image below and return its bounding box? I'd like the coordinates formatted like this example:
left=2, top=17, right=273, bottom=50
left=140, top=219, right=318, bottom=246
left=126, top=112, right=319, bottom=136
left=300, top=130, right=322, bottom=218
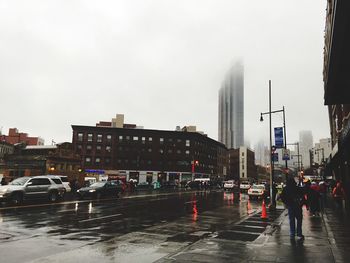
left=79, top=213, right=122, bottom=223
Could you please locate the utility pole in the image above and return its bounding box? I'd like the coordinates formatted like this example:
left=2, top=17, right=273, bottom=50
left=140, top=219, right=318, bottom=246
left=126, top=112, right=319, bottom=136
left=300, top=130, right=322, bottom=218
left=283, top=106, right=287, bottom=170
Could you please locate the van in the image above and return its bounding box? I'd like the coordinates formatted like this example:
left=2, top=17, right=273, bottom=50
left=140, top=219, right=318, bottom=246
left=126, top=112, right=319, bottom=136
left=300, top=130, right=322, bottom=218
left=84, top=177, right=97, bottom=187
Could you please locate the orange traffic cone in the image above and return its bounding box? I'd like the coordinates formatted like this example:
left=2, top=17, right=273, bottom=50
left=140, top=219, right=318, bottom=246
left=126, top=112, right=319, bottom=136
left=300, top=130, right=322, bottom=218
left=261, top=200, right=268, bottom=219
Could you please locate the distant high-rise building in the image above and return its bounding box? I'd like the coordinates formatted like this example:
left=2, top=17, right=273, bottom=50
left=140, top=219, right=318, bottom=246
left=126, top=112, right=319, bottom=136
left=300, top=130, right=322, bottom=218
left=218, top=61, right=244, bottom=149
left=311, top=138, right=332, bottom=165
left=254, top=140, right=269, bottom=166
left=299, top=130, right=313, bottom=168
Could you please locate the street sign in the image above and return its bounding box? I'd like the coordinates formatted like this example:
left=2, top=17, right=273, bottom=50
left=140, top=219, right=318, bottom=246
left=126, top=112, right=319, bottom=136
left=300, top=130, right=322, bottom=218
left=282, top=149, right=290, bottom=160
left=274, top=127, right=284, bottom=148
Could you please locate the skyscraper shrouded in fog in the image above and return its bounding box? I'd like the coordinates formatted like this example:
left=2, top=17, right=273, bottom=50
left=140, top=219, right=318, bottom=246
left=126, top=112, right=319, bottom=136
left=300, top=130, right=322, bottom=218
left=299, top=130, right=313, bottom=168
left=218, top=61, right=244, bottom=149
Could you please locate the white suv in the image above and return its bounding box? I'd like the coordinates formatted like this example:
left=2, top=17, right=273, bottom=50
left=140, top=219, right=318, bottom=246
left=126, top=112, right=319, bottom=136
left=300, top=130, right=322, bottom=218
left=240, top=181, right=251, bottom=192
left=223, top=180, right=240, bottom=193
left=0, top=176, right=66, bottom=205
left=46, top=175, right=71, bottom=192
left=248, top=184, right=266, bottom=200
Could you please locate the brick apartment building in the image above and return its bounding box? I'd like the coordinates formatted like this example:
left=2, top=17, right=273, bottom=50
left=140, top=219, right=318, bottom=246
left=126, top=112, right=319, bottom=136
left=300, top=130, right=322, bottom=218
left=72, top=114, right=228, bottom=184
left=1, top=128, right=44, bottom=145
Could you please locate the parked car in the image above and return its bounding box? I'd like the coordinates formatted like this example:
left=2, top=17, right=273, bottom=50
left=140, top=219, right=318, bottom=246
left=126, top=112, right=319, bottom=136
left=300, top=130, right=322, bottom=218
left=46, top=175, right=71, bottom=193
left=0, top=176, right=66, bottom=205
left=76, top=180, right=122, bottom=199
left=185, top=180, right=201, bottom=190
left=84, top=177, right=97, bottom=187
left=161, top=181, right=178, bottom=190
left=240, top=181, right=251, bottom=192
left=248, top=184, right=266, bottom=200
left=136, top=182, right=153, bottom=190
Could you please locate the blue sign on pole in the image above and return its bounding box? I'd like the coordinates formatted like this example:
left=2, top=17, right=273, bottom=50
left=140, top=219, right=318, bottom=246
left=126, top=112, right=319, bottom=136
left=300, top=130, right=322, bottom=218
left=274, top=127, right=284, bottom=148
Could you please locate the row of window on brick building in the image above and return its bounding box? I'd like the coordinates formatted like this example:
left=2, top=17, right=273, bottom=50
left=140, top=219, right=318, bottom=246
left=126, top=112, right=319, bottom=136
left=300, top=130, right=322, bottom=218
left=77, top=144, right=195, bottom=155
left=83, top=156, right=216, bottom=169
left=77, top=133, right=192, bottom=146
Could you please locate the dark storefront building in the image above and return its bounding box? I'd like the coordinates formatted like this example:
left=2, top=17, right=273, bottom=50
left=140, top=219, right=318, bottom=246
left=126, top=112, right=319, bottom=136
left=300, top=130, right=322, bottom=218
left=3, top=143, right=82, bottom=184
left=72, top=121, right=228, bottom=184
left=323, top=1, right=350, bottom=209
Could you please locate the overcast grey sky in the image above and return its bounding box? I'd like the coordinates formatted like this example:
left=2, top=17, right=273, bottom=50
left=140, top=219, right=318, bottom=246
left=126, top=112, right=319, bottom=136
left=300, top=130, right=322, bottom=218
left=0, top=0, right=329, bottom=147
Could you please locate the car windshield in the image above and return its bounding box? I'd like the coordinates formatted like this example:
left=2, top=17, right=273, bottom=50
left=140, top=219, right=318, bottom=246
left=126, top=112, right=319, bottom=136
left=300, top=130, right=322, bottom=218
left=9, top=177, right=31, bottom=186
left=90, top=182, right=106, bottom=188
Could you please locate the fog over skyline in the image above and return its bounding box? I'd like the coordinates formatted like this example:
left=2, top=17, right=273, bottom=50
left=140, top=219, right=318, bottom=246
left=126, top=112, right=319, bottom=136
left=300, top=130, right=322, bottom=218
left=0, top=0, right=330, bottom=148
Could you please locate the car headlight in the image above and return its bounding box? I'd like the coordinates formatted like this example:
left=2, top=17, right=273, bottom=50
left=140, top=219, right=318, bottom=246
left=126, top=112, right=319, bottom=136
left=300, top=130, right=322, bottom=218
left=89, top=189, right=96, bottom=193
left=77, top=189, right=80, bottom=193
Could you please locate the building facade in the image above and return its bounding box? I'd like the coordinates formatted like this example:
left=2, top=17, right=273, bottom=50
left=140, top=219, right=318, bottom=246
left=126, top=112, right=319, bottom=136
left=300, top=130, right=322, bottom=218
left=299, top=130, right=313, bottom=168
left=0, top=141, right=14, bottom=178
left=0, top=128, right=44, bottom=145
left=228, top=147, right=257, bottom=182
left=72, top=117, right=228, bottom=184
left=218, top=61, right=244, bottom=149
left=311, top=138, right=332, bottom=165
left=323, top=1, right=350, bottom=209
left=0, top=141, right=14, bottom=160
left=3, top=143, right=81, bottom=183
left=254, top=140, right=270, bottom=167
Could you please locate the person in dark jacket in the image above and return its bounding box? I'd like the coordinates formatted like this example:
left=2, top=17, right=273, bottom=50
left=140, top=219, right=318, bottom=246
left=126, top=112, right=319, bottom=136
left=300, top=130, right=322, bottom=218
left=281, top=177, right=305, bottom=240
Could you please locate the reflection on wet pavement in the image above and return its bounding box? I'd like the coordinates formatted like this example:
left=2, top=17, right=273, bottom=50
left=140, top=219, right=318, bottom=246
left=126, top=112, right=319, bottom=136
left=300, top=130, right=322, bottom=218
left=0, top=191, right=259, bottom=262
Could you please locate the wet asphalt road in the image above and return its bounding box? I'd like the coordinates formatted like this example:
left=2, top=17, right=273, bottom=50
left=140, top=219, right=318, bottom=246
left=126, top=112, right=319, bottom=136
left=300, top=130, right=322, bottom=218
left=0, top=190, right=259, bottom=263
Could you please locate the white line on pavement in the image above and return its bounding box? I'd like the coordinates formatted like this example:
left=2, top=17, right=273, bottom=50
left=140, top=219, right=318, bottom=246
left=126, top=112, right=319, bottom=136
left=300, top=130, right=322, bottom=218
left=79, top=213, right=122, bottom=223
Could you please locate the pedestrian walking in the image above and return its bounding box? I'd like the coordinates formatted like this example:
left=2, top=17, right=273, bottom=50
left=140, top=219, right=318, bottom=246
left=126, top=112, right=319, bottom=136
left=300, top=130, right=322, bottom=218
left=332, top=181, right=346, bottom=209
left=318, top=181, right=327, bottom=211
left=280, top=177, right=305, bottom=241
left=307, top=182, right=321, bottom=216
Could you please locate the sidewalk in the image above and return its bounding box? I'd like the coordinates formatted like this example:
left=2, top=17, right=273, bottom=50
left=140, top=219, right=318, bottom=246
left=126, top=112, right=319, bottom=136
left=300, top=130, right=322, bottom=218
left=158, top=198, right=350, bottom=263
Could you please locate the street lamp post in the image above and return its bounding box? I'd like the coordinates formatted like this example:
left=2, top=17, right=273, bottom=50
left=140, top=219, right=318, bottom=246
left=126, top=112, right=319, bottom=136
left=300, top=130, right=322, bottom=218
left=260, top=80, right=287, bottom=208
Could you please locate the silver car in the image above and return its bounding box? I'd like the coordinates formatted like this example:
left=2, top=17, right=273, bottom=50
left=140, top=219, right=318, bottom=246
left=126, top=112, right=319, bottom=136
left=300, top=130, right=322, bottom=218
left=0, top=176, right=66, bottom=205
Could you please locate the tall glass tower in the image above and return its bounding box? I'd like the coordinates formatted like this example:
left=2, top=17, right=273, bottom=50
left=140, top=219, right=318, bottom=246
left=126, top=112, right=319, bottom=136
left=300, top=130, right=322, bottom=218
left=218, top=61, right=244, bottom=149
